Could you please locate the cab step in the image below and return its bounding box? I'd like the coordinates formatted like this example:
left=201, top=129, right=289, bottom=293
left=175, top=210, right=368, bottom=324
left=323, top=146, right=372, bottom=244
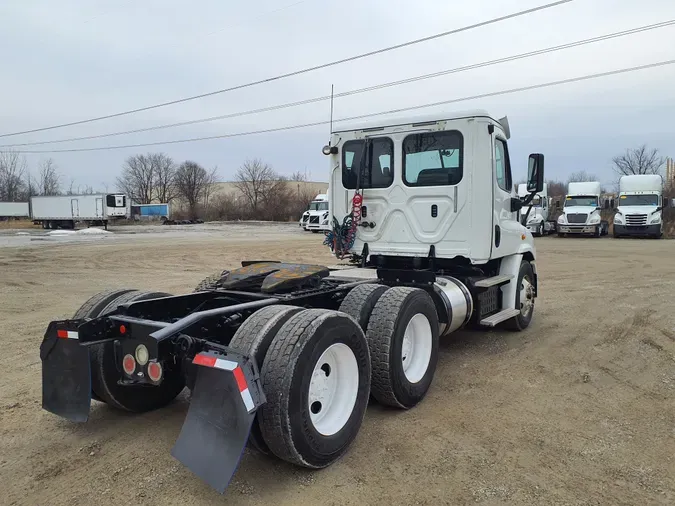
left=479, top=308, right=521, bottom=327
left=474, top=275, right=512, bottom=288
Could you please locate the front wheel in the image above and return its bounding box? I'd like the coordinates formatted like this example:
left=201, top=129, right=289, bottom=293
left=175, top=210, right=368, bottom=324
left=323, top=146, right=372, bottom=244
left=505, top=261, right=536, bottom=331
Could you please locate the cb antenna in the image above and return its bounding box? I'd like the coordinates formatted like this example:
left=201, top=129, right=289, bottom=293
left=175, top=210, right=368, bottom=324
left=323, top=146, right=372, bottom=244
left=329, top=84, right=334, bottom=135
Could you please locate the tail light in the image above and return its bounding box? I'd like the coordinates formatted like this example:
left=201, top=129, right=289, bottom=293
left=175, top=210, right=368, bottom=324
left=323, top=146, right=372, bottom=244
left=122, top=354, right=136, bottom=375
left=147, top=361, right=163, bottom=383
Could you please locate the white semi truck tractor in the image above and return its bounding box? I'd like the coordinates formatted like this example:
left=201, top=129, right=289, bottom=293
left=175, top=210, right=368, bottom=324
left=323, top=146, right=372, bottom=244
left=304, top=193, right=330, bottom=233
left=613, top=174, right=666, bottom=238
left=556, top=181, right=609, bottom=237
left=40, top=109, right=544, bottom=494
left=517, top=183, right=555, bottom=236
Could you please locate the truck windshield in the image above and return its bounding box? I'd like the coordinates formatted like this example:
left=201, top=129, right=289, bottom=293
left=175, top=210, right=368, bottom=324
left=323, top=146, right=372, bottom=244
left=565, top=196, right=598, bottom=207
left=618, top=195, right=658, bottom=206
left=309, top=202, right=329, bottom=211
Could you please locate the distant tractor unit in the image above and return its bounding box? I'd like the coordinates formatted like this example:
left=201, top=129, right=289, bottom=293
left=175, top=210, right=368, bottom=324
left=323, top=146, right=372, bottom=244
left=31, top=194, right=128, bottom=230
left=517, top=183, right=556, bottom=236
left=613, top=174, right=666, bottom=239
left=303, top=193, right=330, bottom=233
left=0, top=201, right=30, bottom=220
left=556, top=182, right=609, bottom=237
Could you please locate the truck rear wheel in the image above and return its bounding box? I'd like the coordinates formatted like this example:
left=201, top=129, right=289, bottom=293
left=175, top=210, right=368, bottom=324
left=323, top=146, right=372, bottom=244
left=228, top=305, right=304, bottom=454
left=504, top=261, right=536, bottom=331
left=366, top=287, right=439, bottom=409
left=259, top=309, right=371, bottom=468
left=91, top=291, right=186, bottom=412
left=73, top=289, right=139, bottom=402
left=338, top=283, right=388, bottom=331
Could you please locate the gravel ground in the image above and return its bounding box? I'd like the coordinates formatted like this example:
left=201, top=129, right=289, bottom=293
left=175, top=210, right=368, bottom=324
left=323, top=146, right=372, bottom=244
left=0, top=224, right=674, bottom=505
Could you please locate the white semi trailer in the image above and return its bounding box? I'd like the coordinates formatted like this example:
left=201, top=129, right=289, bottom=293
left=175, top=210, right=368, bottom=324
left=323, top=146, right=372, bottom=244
left=31, top=193, right=128, bottom=230
left=613, top=174, right=666, bottom=238
left=517, top=183, right=555, bottom=236
left=556, top=181, right=609, bottom=237
left=0, top=202, right=30, bottom=219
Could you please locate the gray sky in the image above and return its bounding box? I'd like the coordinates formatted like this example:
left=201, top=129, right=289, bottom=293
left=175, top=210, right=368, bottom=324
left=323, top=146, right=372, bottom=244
left=1, top=0, right=674, bottom=191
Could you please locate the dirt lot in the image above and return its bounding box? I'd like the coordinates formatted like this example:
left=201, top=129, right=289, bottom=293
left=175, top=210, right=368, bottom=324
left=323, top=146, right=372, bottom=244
left=1, top=224, right=674, bottom=506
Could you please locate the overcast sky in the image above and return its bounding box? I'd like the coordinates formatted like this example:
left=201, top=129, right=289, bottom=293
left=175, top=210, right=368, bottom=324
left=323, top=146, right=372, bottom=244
left=1, top=0, right=674, bottom=191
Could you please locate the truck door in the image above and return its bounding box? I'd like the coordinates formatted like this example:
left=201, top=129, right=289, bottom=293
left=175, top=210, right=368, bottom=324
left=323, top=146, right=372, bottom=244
left=96, top=198, right=103, bottom=217
left=71, top=199, right=79, bottom=218
left=491, top=136, right=522, bottom=257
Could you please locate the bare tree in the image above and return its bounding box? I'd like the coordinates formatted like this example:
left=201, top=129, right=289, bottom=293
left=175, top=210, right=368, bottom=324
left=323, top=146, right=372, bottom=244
left=546, top=180, right=566, bottom=197
left=612, top=144, right=665, bottom=176
left=291, top=170, right=307, bottom=182
left=66, top=177, right=76, bottom=195
left=37, top=158, right=62, bottom=196
left=116, top=154, right=155, bottom=204
left=175, top=161, right=217, bottom=218
left=567, top=170, right=598, bottom=184
left=233, top=159, right=285, bottom=214
left=0, top=150, right=28, bottom=201
left=151, top=153, right=178, bottom=203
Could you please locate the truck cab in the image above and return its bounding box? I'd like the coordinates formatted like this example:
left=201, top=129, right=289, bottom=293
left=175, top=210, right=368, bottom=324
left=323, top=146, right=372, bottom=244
left=517, top=183, right=554, bottom=236
left=556, top=181, right=609, bottom=237
left=324, top=109, right=544, bottom=328
left=613, top=174, right=665, bottom=238
left=304, top=193, right=330, bottom=233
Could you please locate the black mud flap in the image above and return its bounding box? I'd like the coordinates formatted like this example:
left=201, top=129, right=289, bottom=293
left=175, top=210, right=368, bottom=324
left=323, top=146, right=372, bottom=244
left=40, top=321, right=91, bottom=422
left=171, top=351, right=265, bottom=494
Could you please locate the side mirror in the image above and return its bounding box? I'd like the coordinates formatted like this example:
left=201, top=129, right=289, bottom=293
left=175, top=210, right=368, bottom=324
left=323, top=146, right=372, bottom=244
left=510, top=198, right=523, bottom=212
left=527, top=154, right=545, bottom=193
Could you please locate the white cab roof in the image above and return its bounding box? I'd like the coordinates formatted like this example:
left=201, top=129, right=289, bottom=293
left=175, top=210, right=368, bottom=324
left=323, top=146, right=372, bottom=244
left=568, top=182, right=601, bottom=196
left=333, top=109, right=500, bottom=133
left=619, top=174, right=662, bottom=193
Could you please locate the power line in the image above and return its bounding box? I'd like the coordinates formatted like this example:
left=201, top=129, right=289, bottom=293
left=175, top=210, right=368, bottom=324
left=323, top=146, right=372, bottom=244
left=13, top=58, right=675, bottom=154
left=0, top=0, right=574, bottom=138
left=3, top=18, right=672, bottom=148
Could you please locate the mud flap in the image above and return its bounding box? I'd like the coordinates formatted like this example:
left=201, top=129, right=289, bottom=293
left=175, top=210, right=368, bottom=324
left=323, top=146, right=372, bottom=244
left=171, top=351, right=265, bottom=494
left=40, top=321, right=91, bottom=422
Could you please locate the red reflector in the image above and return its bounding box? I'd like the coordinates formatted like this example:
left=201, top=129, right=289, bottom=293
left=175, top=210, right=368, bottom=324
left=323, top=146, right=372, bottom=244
left=232, top=366, right=247, bottom=392
left=147, top=362, right=162, bottom=382
left=119, top=325, right=126, bottom=334
left=192, top=353, right=217, bottom=368
left=122, top=354, right=136, bottom=375
left=56, top=330, right=69, bottom=339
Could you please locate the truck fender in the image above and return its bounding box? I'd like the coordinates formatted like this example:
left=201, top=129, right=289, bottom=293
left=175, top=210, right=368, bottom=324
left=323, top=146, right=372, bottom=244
left=498, top=254, right=523, bottom=312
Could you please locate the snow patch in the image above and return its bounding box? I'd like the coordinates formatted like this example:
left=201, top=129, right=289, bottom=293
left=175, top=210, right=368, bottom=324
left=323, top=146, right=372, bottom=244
left=77, top=228, right=112, bottom=235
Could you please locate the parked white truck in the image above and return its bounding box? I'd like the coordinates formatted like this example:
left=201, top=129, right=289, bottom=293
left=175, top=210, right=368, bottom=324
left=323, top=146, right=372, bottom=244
left=31, top=193, right=128, bottom=230
left=0, top=202, right=30, bottom=219
left=556, top=181, right=609, bottom=237
left=304, top=193, right=330, bottom=233
left=613, top=174, right=665, bottom=238
left=517, top=183, right=555, bottom=236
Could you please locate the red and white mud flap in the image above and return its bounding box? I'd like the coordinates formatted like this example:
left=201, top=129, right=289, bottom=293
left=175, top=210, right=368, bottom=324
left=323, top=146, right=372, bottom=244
left=171, top=350, right=266, bottom=494
left=40, top=321, right=91, bottom=423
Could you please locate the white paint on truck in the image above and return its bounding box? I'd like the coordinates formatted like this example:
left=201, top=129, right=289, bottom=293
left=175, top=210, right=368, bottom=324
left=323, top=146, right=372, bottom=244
left=0, top=202, right=30, bottom=218
left=613, top=174, right=665, bottom=238
left=557, top=181, right=608, bottom=237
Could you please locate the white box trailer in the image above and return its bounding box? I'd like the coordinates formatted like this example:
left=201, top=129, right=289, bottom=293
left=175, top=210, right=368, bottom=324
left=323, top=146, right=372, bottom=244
left=0, top=202, right=30, bottom=218
left=30, top=194, right=128, bottom=230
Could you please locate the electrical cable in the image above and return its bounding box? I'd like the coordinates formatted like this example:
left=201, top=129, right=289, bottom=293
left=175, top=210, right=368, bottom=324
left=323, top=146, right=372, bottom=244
left=0, top=0, right=574, bottom=138
left=12, top=58, right=675, bottom=154
left=4, top=18, right=672, bottom=149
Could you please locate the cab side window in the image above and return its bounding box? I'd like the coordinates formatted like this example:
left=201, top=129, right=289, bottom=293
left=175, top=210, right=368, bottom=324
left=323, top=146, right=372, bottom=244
left=495, top=138, right=512, bottom=192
